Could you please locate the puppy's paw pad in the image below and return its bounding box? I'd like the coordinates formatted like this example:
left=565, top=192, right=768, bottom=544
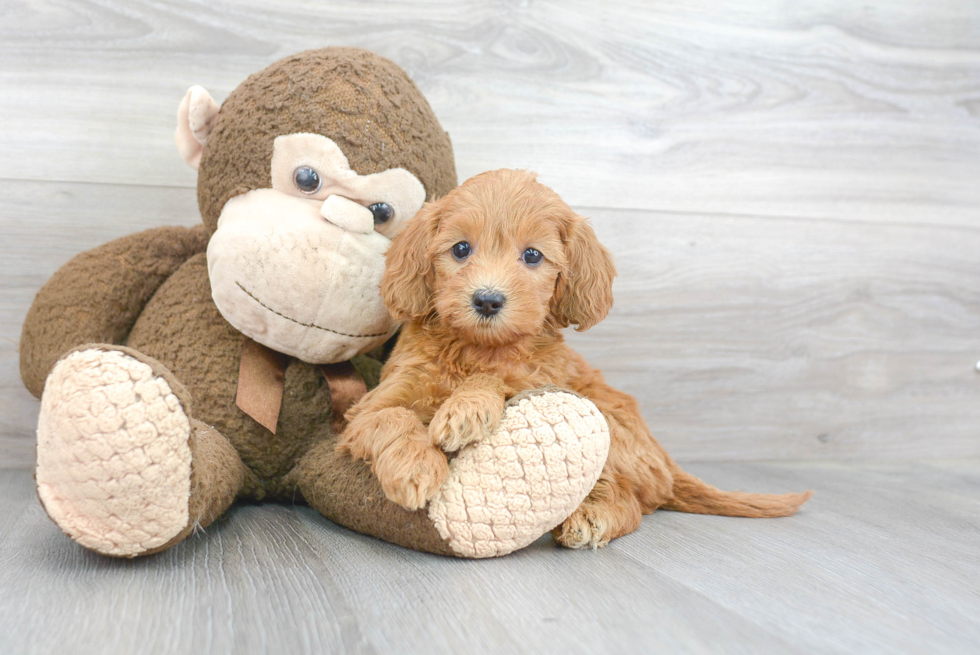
left=553, top=506, right=611, bottom=550
left=376, top=442, right=449, bottom=511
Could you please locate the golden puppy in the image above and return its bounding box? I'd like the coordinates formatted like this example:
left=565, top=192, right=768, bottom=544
left=340, top=169, right=811, bottom=549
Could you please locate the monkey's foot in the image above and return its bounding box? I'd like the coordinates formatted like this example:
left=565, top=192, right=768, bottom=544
left=427, top=387, right=610, bottom=558
left=35, top=347, right=195, bottom=557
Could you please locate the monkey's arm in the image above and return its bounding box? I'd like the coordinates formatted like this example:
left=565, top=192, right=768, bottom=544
left=20, top=224, right=209, bottom=397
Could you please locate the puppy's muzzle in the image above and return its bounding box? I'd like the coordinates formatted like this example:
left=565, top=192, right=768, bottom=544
left=472, top=289, right=506, bottom=317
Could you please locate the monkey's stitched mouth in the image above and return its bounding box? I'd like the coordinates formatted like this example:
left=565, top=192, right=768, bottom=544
left=235, top=281, right=389, bottom=339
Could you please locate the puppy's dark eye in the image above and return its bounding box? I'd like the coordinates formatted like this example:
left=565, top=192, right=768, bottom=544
left=452, top=241, right=471, bottom=260
left=368, top=202, right=394, bottom=225
left=522, top=247, right=543, bottom=266
left=293, top=166, right=321, bottom=194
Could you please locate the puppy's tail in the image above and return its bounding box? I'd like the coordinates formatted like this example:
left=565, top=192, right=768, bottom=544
left=661, top=467, right=812, bottom=518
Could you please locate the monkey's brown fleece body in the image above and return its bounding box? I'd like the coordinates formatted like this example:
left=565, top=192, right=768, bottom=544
left=21, top=48, right=461, bottom=556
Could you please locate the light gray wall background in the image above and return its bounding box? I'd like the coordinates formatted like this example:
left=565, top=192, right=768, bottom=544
left=2, top=0, right=978, bottom=466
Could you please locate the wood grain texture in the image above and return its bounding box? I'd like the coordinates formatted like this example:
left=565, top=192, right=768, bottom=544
left=1, top=0, right=979, bottom=224
left=1, top=462, right=977, bottom=654
left=572, top=207, right=980, bottom=460
left=2, top=1, right=979, bottom=465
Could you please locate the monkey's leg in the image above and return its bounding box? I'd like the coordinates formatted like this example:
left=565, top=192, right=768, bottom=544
left=35, top=345, right=247, bottom=557
left=295, top=387, right=610, bottom=558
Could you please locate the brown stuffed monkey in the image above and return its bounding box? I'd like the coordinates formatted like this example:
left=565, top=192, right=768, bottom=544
left=20, top=48, right=610, bottom=559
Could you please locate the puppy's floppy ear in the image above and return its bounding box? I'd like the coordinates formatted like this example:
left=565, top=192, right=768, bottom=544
left=551, top=212, right=616, bottom=331
left=381, top=197, right=444, bottom=321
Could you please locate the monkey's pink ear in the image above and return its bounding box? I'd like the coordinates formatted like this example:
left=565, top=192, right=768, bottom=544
left=175, top=85, right=220, bottom=170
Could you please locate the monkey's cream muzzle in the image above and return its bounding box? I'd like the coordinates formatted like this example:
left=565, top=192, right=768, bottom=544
left=208, top=189, right=397, bottom=363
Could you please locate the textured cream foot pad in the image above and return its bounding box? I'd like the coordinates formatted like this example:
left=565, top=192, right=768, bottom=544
left=429, top=391, right=610, bottom=558
left=36, top=349, right=192, bottom=557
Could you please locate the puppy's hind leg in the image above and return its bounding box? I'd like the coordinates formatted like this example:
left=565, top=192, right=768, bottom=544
left=556, top=371, right=675, bottom=549
left=552, top=471, right=643, bottom=549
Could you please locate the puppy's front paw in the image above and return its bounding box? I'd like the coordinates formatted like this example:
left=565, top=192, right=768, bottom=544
left=429, top=390, right=504, bottom=452
left=553, top=504, right=613, bottom=550
left=375, top=440, right=450, bottom=511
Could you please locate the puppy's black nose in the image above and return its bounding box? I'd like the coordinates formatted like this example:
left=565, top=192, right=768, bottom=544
left=472, top=290, right=506, bottom=317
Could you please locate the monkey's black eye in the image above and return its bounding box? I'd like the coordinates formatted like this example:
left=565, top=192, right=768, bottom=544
left=522, top=248, right=543, bottom=266
left=368, top=202, right=394, bottom=225
left=293, top=166, right=321, bottom=194
left=452, top=241, right=471, bottom=261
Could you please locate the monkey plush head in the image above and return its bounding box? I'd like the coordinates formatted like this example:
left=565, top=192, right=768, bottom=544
left=175, top=48, right=457, bottom=363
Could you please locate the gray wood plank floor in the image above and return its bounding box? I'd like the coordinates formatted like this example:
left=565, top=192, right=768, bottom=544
left=2, top=461, right=978, bottom=654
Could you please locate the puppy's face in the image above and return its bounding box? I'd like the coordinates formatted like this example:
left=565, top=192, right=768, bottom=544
left=382, top=169, right=616, bottom=346
left=427, top=188, right=566, bottom=344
